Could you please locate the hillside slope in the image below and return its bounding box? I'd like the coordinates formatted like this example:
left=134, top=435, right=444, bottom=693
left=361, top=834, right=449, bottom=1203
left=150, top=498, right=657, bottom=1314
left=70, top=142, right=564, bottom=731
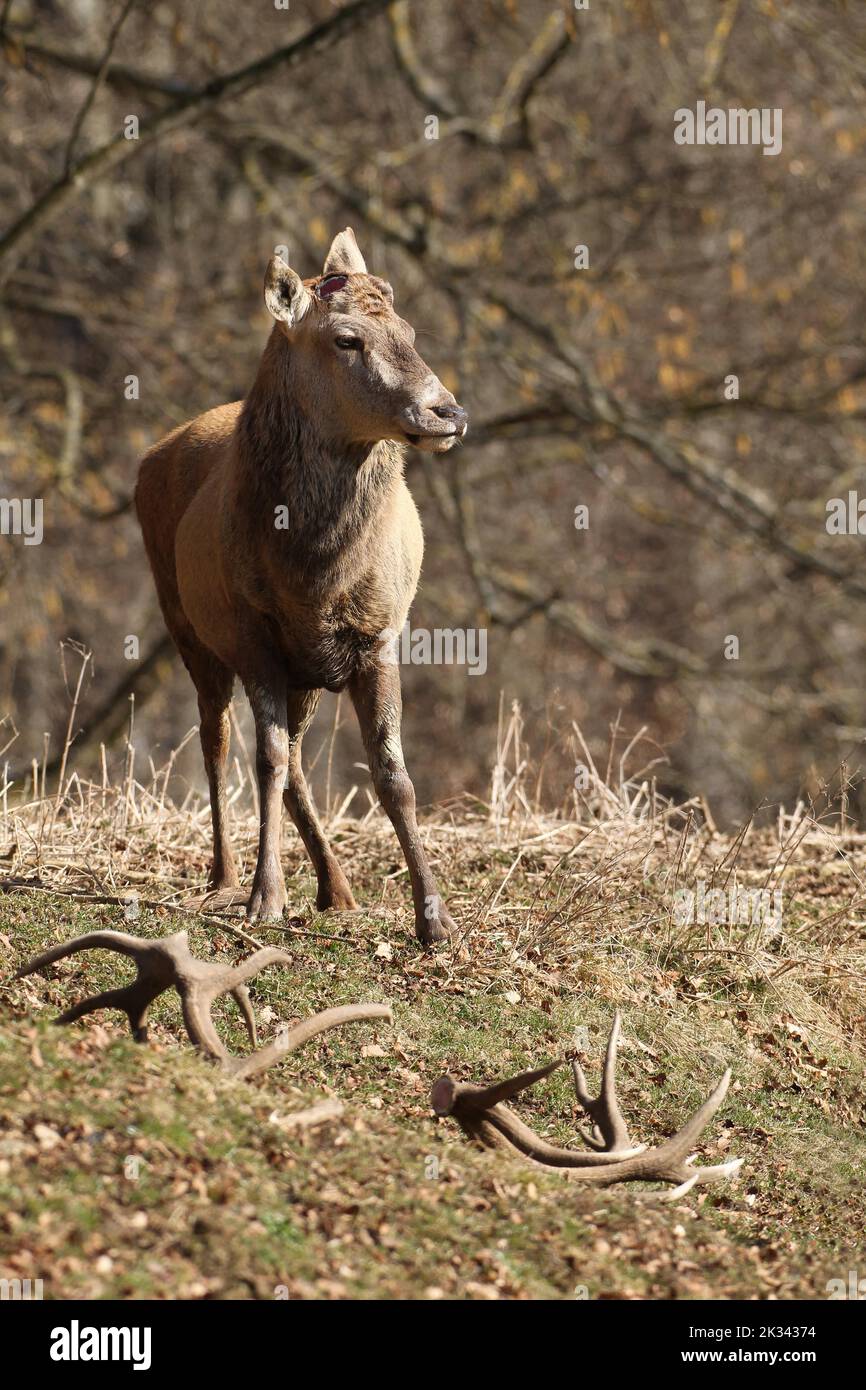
left=1, top=769, right=864, bottom=1299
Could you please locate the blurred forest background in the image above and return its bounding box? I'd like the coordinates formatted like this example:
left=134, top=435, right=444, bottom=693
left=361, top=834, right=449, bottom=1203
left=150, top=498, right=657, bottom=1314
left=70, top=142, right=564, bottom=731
left=2, top=0, right=866, bottom=826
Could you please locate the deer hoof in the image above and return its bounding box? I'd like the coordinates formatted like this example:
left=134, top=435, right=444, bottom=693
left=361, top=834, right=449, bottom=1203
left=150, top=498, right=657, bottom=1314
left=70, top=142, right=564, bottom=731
left=316, top=883, right=358, bottom=912
left=417, top=908, right=453, bottom=947
left=246, top=884, right=287, bottom=923
left=207, top=863, right=240, bottom=892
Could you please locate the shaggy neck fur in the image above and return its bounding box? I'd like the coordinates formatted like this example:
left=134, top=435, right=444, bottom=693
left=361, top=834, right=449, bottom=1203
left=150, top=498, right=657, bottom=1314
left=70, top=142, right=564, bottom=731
left=234, top=328, right=403, bottom=567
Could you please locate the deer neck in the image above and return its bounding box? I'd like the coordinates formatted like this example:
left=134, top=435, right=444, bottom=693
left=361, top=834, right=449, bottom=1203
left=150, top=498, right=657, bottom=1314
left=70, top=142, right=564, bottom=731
left=233, top=328, right=402, bottom=566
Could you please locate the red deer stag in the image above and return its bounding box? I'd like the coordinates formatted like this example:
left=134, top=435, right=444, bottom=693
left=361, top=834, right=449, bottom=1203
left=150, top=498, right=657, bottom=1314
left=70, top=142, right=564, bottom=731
left=135, top=229, right=467, bottom=944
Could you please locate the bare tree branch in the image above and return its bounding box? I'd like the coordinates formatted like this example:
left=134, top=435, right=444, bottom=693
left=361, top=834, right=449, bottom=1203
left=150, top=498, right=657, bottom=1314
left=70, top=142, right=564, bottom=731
left=387, top=0, right=458, bottom=117
left=63, top=0, right=138, bottom=178
left=0, top=0, right=391, bottom=286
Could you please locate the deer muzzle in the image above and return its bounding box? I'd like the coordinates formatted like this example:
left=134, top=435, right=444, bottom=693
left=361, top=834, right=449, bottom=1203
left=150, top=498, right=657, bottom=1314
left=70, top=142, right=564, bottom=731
left=401, top=395, right=469, bottom=453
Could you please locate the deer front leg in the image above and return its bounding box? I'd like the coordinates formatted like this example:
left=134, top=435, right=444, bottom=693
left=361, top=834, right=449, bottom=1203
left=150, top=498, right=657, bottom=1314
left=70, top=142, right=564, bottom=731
left=245, top=677, right=289, bottom=923
left=198, top=694, right=239, bottom=892
left=283, top=689, right=357, bottom=911
left=350, top=662, right=453, bottom=946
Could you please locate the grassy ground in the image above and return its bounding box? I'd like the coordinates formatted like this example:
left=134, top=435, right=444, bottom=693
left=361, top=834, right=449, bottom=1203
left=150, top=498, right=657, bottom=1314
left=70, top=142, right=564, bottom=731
left=1, top=739, right=865, bottom=1299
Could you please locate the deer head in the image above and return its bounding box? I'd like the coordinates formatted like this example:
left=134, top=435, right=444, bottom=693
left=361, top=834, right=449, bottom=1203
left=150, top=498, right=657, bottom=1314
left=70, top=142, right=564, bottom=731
left=263, top=228, right=468, bottom=453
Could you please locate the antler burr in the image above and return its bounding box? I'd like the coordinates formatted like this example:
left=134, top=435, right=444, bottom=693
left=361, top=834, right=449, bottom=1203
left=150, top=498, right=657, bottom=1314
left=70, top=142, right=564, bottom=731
left=16, top=929, right=391, bottom=1080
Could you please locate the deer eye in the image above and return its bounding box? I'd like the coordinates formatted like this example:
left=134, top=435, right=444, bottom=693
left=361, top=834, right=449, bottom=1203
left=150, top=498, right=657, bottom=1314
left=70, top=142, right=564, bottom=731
left=334, top=334, right=363, bottom=351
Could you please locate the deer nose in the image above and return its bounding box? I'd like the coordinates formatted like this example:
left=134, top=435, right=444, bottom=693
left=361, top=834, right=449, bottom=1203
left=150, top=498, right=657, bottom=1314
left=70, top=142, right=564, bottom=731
left=432, top=401, right=469, bottom=433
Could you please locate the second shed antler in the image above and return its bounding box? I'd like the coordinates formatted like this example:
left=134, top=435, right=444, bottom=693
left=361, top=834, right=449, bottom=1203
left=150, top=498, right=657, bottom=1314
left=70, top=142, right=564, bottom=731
left=16, top=929, right=391, bottom=1080
left=431, top=1012, right=743, bottom=1197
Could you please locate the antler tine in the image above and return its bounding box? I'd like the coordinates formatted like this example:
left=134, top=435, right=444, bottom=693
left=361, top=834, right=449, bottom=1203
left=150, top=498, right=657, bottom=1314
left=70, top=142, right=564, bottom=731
left=198, top=946, right=294, bottom=997
left=570, top=1011, right=636, bottom=1155
left=54, top=985, right=158, bottom=1043
left=231, top=1002, right=393, bottom=1080
left=15, top=930, right=151, bottom=979
left=230, top=984, right=258, bottom=1048
left=16, top=930, right=177, bottom=1043
left=626, top=1068, right=741, bottom=1191
left=661, top=1158, right=745, bottom=1203
left=621, top=1069, right=744, bottom=1197
left=181, top=945, right=299, bottom=1062
left=432, top=1058, right=564, bottom=1118
left=665, top=1067, right=732, bottom=1154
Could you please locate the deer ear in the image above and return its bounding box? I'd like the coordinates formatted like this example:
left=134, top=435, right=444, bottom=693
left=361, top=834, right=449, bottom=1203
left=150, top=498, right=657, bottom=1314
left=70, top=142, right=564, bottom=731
left=264, top=256, right=312, bottom=327
left=322, top=227, right=367, bottom=276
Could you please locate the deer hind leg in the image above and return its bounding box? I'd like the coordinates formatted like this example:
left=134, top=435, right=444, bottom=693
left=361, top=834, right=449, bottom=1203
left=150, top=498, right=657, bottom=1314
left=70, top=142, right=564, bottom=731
left=283, top=690, right=357, bottom=912
left=179, top=642, right=239, bottom=894
left=244, top=673, right=289, bottom=923
left=350, top=662, right=453, bottom=946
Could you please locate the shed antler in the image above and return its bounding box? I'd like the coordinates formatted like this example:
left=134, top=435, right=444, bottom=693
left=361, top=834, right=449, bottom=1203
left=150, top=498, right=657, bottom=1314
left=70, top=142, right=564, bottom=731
left=16, top=929, right=391, bottom=1080
left=431, top=1013, right=743, bottom=1197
